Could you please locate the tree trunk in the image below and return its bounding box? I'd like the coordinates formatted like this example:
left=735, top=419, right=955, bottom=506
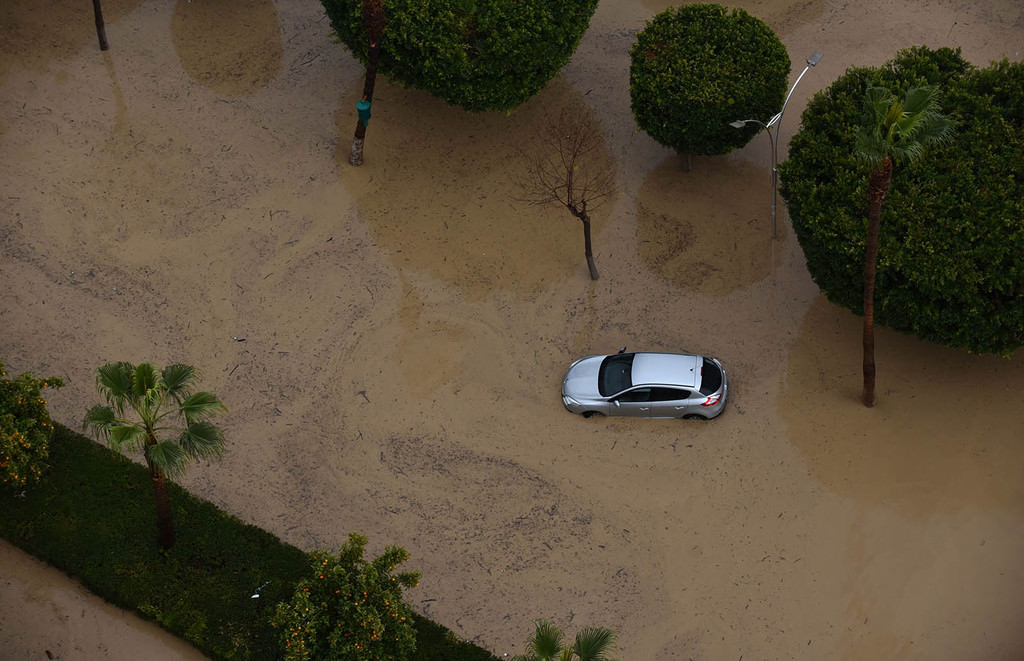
left=92, top=0, right=109, bottom=51
left=574, top=201, right=599, bottom=280
left=152, top=469, right=175, bottom=550
left=146, top=427, right=175, bottom=549
left=583, top=216, right=599, bottom=280
left=349, top=1, right=384, bottom=166
left=680, top=152, right=692, bottom=172
left=862, top=158, right=892, bottom=408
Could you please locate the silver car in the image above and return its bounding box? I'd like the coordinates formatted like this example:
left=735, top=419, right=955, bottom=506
left=561, top=349, right=728, bottom=419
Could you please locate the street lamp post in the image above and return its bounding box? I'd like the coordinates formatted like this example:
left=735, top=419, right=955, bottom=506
left=731, top=51, right=823, bottom=239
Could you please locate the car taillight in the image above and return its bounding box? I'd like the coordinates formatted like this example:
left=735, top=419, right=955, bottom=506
left=701, top=393, right=721, bottom=407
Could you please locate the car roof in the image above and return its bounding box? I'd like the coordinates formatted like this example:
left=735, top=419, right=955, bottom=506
left=631, top=353, right=700, bottom=388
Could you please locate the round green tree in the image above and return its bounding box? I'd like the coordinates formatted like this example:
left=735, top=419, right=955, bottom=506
left=1, top=360, right=63, bottom=490
left=779, top=46, right=1024, bottom=355
left=321, top=0, right=599, bottom=112
left=629, top=3, right=790, bottom=156
left=273, top=533, right=421, bottom=661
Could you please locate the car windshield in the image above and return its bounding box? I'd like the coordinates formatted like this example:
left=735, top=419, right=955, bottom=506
left=699, top=358, right=722, bottom=395
left=598, top=353, right=634, bottom=397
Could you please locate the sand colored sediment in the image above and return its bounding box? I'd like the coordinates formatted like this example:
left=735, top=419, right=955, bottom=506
left=2, top=0, right=1023, bottom=659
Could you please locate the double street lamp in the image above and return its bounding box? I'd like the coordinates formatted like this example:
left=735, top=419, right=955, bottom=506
left=730, top=51, right=823, bottom=239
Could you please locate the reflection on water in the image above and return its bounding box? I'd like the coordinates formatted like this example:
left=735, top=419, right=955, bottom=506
left=337, top=77, right=614, bottom=299
left=0, top=0, right=140, bottom=78
left=783, top=295, right=1024, bottom=516
left=638, top=0, right=825, bottom=33
left=636, top=154, right=774, bottom=295
left=171, top=0, right=283, bottom=95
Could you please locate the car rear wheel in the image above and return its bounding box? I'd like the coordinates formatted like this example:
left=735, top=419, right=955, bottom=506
left=682, top=414, right=707, bottom=420
left=582, top=411, right=604, bottom=419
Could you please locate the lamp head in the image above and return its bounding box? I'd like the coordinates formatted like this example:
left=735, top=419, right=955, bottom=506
left=806, top=51, right=823, bottom=67
left=729, top=120, right=748, bottom=129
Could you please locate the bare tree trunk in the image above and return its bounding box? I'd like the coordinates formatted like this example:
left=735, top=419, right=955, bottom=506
left=350, top=0, right=384, bottom=166
left=582, top=215, right=599, bottom=280
left=862, top=158, right=892, bottom=408
left=571, top=202, right=599, bottom=280
left=680, top=152, right=692, bottom=172
left=92, top=0, right=109, bottom=51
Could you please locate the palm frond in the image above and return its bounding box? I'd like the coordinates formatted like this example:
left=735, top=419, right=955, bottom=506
left=854, top=127, right=888, bottom=168
left=131, top=362, right=166, bottom=422
left=162, top=363, right=195, bottom=404
left=528, top=620, right=565, bottom=660
left=179, top=391, right=227, bottom=423
left=132, top=362, right=161, bottom=398
left=855, top=84, right=954, bottom=169
left=82, top=405, right=117, bottom=439
left=863, top=86, right=894, bottom=124
left=573, top=627, right=616, bottom=661
left=178, top=420, right=226, bottom=460
left=96, top=362, right=136, bottom=413
left=108, top=422, right=148, bottom=453
left=901, top=85, right=938, bottom=116
left=146, top=439, right=188, bottom=478
left=910, top=113, right=955, bottom=147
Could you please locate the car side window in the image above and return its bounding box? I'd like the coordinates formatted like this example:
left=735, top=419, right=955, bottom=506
left=650, top=387, right=690, bottom=401
left=616, top=388, right=652, bottom=403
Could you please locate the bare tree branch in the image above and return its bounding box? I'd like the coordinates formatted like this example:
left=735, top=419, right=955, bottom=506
left=514, top=106, right=615, bottom=280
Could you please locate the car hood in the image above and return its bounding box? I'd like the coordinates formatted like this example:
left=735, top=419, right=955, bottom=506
left=562, top=355, right=604, bottom=400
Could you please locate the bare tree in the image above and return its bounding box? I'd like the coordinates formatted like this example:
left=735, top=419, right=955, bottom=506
left=517, top=107, right=615, bottom=280
left=349, top=0, right=385, bottom=166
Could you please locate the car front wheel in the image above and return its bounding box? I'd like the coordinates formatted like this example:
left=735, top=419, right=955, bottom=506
left=682, top=414, right=707, bottom=420
left=582, top=411, right=605, bottom=419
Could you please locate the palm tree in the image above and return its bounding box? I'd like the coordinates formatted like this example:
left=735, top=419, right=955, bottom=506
left=854, top=85, right=953, bottom=407
left=512, top=620, right=618, bottom=661
left=83, top=362, right=226, bottom=549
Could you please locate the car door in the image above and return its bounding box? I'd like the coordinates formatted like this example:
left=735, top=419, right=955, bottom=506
left=648, top=387, right=695, bottom=418
left=610, top=387, right=654, bottom=417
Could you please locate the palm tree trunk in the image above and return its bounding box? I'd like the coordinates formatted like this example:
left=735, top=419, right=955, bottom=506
left=349, top=0, right=384, bottom=166
left=862, top=158, right=892, bottom=408
left=145, top=427, right=176, bottom=549
left=151, top=468, right=176, bottom=550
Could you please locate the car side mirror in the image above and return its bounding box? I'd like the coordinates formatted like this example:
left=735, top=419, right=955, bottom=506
left=613, top=400, right=621, bottom=407
left=618, top=346, right=626, bottom=354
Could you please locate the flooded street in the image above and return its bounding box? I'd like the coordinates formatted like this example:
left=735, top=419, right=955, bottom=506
left=2, top=0, right=1023, bottom=658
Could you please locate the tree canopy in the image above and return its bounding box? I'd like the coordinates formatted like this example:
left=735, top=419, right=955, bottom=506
left=629, top=3, right=790, bottom=156
left=1, top=360, right=63, bottom=490
left=321, top=0, right=599, bottom=112
left=779, top=46, right=1024, bottom=355
left=273, top=533, right=420, bottom=660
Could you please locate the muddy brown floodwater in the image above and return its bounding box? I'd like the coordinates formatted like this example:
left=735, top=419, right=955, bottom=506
left=2, top=0, right=1023, bottom=659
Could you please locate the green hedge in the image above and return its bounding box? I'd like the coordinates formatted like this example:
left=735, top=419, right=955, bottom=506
left=779, top=47, right=1024, bottom=354
left=629, top=3, right=790, bottom=155
left=0, top=424, right=498, bottom=661
left=320, top=0, right=599, bottom=112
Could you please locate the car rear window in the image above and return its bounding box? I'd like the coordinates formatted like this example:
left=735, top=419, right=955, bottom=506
left=698, top=358, right=722, bottom=395
left=598, top=354, right=634, bottom=397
